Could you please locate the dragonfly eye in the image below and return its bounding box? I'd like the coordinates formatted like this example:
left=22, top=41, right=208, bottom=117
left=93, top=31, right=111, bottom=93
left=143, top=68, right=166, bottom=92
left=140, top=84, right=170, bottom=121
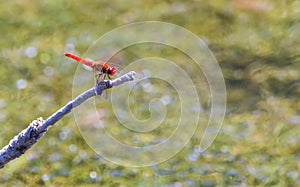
left=108, top=66, right=116, bottom=75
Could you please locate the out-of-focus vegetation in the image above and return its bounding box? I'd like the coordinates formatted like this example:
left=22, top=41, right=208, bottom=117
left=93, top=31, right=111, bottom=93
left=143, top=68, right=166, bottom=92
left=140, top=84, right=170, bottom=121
left=0, top=0, right=299, bottom=186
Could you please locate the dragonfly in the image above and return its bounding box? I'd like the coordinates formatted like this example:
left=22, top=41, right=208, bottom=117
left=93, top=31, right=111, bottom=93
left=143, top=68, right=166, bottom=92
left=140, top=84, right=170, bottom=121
left=64, top=53, right=117, bottom=84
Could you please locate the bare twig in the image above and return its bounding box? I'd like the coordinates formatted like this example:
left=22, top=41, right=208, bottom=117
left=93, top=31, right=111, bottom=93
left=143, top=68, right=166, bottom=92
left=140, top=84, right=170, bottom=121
left=0, top=71, right=136, bottom=169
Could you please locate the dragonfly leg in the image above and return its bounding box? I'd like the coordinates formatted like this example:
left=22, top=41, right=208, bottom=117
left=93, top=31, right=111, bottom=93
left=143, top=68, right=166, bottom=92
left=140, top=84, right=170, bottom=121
left=93, top=68, right=97, bottom=84
left=98, top=73, right=103, bottom=84
left=95, top=72, right=103, bottom=84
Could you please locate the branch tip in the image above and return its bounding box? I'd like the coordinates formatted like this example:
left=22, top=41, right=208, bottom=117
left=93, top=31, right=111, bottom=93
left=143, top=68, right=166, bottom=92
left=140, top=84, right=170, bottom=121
left=0, top=71, right=136, bottom=169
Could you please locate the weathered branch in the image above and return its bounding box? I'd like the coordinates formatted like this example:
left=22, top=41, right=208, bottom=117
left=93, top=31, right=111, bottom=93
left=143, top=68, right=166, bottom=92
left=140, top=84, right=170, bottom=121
left=0, top=71, right=136, bottom=169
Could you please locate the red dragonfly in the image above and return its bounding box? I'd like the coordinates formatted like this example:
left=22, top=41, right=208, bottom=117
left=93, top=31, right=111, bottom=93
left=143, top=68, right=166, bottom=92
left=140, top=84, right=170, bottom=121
left=64, top=53, right=116, bottom=83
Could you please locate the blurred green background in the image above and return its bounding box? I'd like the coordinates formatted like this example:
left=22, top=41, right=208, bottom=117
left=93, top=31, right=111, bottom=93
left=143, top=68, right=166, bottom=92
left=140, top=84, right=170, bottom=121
left=0, top=0, right=300, bottom=186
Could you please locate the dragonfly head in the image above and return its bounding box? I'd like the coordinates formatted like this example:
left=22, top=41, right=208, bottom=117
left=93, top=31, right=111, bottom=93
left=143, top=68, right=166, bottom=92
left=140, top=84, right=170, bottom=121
left=107, top=66, right=116, bottom=76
